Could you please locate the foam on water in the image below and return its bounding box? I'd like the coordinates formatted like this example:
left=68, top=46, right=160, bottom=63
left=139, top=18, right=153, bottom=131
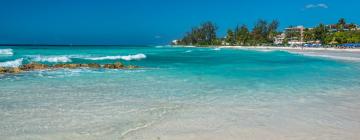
left=0, top=49, right=13, bottom=55
left=0, top=58, right=23, bottom=67
left=31, top=55, right=72, bottom=63
left=84, top=53, right=146, bottom=61
left=287, top=51, right=360, bottom=61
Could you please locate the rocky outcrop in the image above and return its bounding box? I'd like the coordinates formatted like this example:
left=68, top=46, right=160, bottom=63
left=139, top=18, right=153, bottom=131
left=0, top=67, right=5, bottom=74
left=53, top=64, right=81, bottom=69
left=7, top=67, right=23, bottom=73
left=0, top=62, right=139, bottom=74
left=103, top=62, right=124, bottom=69
left=87, top=63, right=101, bottom=68
left=20, top=62, right=49, bottom=71
left=0, top=67, right=23, bottom=74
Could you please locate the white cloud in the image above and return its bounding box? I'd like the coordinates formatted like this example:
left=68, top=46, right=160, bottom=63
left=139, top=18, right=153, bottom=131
left=305, top=3, right=328, bottom=9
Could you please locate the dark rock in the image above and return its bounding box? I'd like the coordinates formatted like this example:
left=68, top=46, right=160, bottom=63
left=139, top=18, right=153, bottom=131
left=103, top=62, right=124, bottom=69
left=103, top=62, right=125, bottom=69
left=87, top=63, right=101, bottom=68
left=103, top=64, right=112, bottom=69
left=20, top=62, right=49, bottom=71
left=1, top=62, right=139, bottom=74
left=0, top=67, right=6, bottom=74
left=6, top=67, right=23, bottom=73
left=53, top=64, right=66, bottom=68
left=113, top=62, right=124, bottom=68
left=65, top=64, right=80, bottom=69
left=79, top=64, right=89, bottom=67
left=53, top=64, right=81, bottom=69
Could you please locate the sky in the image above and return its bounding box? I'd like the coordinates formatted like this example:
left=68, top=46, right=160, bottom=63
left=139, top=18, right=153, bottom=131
left=0, top=0, right=359, bottom=45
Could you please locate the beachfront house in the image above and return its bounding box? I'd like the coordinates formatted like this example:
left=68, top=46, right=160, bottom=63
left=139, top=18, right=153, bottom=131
left=172, top=40, right=179, bottom=45
left=274, top=33, right=286, bottom=45
left=285, top=26, right=305, bottom=46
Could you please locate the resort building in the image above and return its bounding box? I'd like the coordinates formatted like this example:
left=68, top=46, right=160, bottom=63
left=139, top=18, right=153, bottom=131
left=285, top=25, right=305, bottom=46
left=171, top=40, right=179, bottom=45
left=274, top=33, right=285, bottom=45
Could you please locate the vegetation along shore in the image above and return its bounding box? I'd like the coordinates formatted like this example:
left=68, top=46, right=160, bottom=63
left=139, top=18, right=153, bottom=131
left=172, top=18, right=360, bottom=48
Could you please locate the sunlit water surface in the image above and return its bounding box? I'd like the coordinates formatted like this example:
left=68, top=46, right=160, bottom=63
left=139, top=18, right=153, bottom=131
left=1, top=46, right=360, bottom=140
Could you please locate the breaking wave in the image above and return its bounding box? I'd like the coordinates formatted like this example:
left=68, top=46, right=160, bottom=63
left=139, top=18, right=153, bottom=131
left=31, top=55, right=72, bottom=63
left=0, top=49, right=14, bottom=55
left=0, top=58, right=23, bottom=67
left=84, top=53, right=146, bottom=61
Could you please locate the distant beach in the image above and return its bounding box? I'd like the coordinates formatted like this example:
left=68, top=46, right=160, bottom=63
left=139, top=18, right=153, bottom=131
left=175, top=45, right=360, bottom=61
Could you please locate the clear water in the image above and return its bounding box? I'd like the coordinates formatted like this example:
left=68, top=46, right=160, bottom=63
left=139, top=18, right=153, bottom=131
left=1, top=45, right=360, bottom=140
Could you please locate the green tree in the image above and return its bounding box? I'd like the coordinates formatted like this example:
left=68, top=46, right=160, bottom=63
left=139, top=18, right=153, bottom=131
left=251, top=19, right=268, bottom=45
left=336, top=18, right=346, bottom=31
left=334, top=32, right=347, bottom=44
left=267, top=20, right=279, bottom=42
left=348, top=23, right=357, bottom=31
left=179, top=21, right=218, bottom=45
left=303, top=28, right=314, bottom=42
left=235, top=25, right=250, bottom=45
left=313, top=24, right=328, bottom=43
left=201, top=21, right=218, bottom=45
left=226, top=29, right=235, bottom=45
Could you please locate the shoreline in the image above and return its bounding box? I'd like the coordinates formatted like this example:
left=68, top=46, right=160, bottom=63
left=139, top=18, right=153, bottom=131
left=175, top=45, right=360, bottom=52
left=220, top=46, right=360, bottom=52
left=173, top=45, right=360, bottom=61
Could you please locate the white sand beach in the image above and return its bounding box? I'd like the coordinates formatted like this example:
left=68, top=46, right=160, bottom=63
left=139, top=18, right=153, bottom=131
left=220, top=46, right=360, bottom=61
left=219, top=46, right=360, bottom=52
left=175, top=45, right=360, bottom=61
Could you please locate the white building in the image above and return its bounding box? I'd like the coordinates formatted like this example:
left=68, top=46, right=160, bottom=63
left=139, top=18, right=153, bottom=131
left=172, top=40, right=179, bottom=45
left=285, top=25, right=305, bottom=46
left=274, top=33, right=285, bottom=45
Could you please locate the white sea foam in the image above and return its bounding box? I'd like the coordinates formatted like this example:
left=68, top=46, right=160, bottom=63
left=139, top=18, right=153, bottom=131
left=84, top=53, right=147, bottom=61
left=0, top=58, right=23, bottom=67
left=302, top=53, right=360, bottom=61
left=213, top=48, right=221, bottom=51
left=255, top=49, right=275, bottom=52
left=287, top=51, right=360, bottom=61
left=183, top=45, right=196, bottom=48
left=185, top=50, right=193, bottom=53
left=31, top=55, right=72, bottom=63
left=0, top=49, right=14, bottom=55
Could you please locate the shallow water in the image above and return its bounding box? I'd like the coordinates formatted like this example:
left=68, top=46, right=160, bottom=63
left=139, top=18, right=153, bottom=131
left=1, top=46, right=360, bottom=140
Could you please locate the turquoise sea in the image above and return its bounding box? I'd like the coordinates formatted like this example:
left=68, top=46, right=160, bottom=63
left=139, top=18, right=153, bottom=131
left=1, top=45, right=360, bottom=140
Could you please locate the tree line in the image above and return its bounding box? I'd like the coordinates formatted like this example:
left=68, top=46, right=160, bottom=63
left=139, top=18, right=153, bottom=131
left=177, top=19, right=280, bottom=46
left=303, top=18, right=360, bottom=44
left=176, top=18, right=360, bottom=46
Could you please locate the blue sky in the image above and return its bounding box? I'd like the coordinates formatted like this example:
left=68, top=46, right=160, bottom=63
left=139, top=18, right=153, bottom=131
left=0, top=0, right=359, bottom=45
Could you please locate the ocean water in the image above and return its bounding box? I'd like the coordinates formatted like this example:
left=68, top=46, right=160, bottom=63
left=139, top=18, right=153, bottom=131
left=1, top=45, right=360, bottom=140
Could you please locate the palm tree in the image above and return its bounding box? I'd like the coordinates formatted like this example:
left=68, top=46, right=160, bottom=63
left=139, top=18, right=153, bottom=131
left=337, top=18, right=346, bottom=31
